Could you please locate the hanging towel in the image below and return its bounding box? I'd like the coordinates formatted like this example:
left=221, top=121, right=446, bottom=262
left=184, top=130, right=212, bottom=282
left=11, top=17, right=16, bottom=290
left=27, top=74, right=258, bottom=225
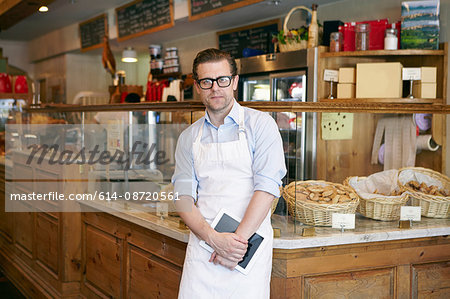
left=371, top=115, right=417, bottom=170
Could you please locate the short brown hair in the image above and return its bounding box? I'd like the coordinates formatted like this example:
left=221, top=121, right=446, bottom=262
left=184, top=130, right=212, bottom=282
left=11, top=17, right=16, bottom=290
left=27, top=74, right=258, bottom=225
left=192, top=48, right=237, bottom=80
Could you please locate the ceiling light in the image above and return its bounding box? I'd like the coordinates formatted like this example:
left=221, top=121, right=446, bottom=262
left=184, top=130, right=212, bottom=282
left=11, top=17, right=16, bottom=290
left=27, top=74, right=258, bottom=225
left=38, top=5, right=49, bottom=12
left=122, top=47, right=138, bottom=63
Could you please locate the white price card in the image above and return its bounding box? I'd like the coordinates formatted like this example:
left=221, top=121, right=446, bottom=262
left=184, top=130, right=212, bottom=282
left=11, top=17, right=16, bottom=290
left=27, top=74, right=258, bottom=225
left=324, top=69, right=339, bottom=82
left=332, top=213, right=355, bottom=230
left=402, top=68, right=421, bottom=81
left=156, top=202, right=169, bottom=217
left=400, top=206, right=421, bottom=221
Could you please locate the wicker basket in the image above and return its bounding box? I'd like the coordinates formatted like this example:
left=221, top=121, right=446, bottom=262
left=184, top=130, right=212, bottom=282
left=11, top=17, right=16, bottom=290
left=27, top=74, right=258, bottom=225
left=271, top=196, right=280, bottom=215
left=283, top=180, right=359, bottom=226
left=398, top=167, right=449, bottom=218
left=344, top=176, right=409, bottom=221
left=279, top=40, right=308, bottom=52
left=277, top=6, right=311, bottom=53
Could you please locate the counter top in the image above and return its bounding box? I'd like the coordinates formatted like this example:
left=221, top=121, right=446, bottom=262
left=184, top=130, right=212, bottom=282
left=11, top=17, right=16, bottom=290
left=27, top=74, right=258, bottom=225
left=79, top=200, right=449, bottom=249
left=80, top=200, right=190, bottom=243
left=271, top=214, right=449, bottom=249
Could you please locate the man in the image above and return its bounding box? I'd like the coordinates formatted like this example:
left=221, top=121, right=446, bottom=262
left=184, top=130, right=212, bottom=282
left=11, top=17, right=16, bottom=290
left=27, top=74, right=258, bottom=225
left=172, top=48, right=286, bottom=298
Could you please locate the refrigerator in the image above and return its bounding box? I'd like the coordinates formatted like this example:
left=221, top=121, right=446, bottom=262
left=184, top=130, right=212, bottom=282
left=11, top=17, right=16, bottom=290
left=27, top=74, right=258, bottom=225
left=236, top=48, right=318, bottom=184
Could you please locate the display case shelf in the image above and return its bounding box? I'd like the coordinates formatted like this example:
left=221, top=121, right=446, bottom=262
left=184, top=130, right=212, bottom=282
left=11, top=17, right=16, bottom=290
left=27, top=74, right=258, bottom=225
left=24, top=101, right=450, bottom=114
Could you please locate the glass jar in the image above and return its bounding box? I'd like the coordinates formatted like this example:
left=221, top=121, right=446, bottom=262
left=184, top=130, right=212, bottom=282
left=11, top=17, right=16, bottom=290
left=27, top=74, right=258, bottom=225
left=148, top=45, right=161, bottom=59
left=329, top=32, right=342, bottom=52
left=165, top=47, right=178, bottom=58
left=355, top=23, right=370, bottom=51
left=384, top=28, right=398, bottom=50
left=151, top=59, right=164, bottom=76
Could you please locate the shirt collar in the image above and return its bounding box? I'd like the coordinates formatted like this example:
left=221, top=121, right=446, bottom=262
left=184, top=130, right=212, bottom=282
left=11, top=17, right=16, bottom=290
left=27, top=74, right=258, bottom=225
left=204, top=99, right=240, bottom=127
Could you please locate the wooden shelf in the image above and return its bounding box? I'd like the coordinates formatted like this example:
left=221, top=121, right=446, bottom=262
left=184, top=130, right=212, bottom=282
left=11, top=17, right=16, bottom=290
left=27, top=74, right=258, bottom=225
left=24, top=101, right=450, bottom=114
left=320, top=49, right=445, bottom=58
left=0, top=93, right=30, bottom=100
left=25, top=101, right=206, bottom=113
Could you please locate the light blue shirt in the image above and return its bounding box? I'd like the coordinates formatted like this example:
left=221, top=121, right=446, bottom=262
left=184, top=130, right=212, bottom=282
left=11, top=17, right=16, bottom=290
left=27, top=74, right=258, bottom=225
left=172, top=100, right=287, bottom=200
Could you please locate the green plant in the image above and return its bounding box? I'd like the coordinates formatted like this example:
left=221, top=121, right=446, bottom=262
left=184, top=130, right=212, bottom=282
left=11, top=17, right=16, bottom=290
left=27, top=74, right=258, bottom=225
left=272, top=26, right=308, bottom=45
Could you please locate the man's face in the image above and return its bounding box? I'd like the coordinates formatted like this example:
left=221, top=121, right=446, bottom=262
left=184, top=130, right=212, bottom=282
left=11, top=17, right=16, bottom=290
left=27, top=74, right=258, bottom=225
left=194, top=60, right=239, bottom=114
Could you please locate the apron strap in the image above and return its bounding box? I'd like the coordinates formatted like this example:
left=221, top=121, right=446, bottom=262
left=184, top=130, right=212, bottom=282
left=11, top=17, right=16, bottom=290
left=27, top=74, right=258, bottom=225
left=194, top=103, right=247, bottom=143
left=195, top=119, right=205, bottom=143
left=238, top=104, right=246, bottom=140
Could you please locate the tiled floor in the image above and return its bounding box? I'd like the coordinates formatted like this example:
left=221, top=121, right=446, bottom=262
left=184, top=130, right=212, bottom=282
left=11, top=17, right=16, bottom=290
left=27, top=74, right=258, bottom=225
left=0, top=270, right=26, bottom=299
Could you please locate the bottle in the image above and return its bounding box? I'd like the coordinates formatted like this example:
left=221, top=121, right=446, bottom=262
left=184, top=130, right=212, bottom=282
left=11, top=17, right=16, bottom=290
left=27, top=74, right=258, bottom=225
left=355, top=23, right=370, bottom=51
left=329, top=32, right=342, bottom=52
left=307, top=4, right=319, bottom=48
left=384, top=24, right=398, bottom=50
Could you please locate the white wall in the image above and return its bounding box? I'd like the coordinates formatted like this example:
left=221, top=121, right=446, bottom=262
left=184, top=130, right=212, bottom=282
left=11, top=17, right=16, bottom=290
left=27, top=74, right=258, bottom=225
left=162, top=31, right=217, bottom=76
left=65, top=53, right=111, bottom=104
left=28, top=23, right=80, bottom=63
left=0, top=39, right=33, bottom=75
left=33, top=55, right=66, bottom=103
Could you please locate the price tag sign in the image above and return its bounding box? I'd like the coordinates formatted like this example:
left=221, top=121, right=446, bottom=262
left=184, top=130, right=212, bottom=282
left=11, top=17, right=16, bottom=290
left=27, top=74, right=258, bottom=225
left=332, top=213, right=355, bottom=230
left=402, top=68, right=421, bottom=81
left=156, top=202, right=169, bottom=218
left=324, top=69, right=339, bottom=82
left=400, top=206, right=421, bottom=221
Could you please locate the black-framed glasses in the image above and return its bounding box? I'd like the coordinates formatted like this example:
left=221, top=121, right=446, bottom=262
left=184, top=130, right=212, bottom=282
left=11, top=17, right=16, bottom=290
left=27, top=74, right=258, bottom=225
left=196, top=76, right=233, bottom=90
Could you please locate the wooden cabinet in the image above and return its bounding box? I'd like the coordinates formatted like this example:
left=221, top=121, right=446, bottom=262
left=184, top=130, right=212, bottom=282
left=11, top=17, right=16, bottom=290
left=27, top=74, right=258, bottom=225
left=81, top=210, right=185, bottom=298
left=271, top=237, right=450, bottom=299
left=0, top=161, right=82, bottom=298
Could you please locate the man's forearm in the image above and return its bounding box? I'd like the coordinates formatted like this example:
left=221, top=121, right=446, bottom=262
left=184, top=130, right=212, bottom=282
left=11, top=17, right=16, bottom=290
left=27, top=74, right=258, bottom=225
left=175, top=195, right=215, bottom=243
left=235, top=190, right=274, bottom=240
left=176, top=195, right=248, bottom=267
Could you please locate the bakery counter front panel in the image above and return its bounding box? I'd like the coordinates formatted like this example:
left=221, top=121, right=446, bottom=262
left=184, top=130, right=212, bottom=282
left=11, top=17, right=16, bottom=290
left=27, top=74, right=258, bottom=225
left=79, top=199, right=449, bottom=299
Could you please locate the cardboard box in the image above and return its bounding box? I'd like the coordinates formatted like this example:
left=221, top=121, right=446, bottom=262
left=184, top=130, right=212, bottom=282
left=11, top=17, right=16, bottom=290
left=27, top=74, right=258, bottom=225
left=356, top=62, right=403, bottom=98
left=339, top=68, right=356, bottom=83
left=420, top=67, right=437, bottom=83
left=413, top=82, right=436, bottom=98
left=337, top=83, right=355, bottom=98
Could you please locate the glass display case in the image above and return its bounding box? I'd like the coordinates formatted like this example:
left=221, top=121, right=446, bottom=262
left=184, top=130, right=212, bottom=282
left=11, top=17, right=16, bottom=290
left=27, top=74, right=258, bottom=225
left=3, top=45, right=449, bottom=235
left=5, top=103, right=447, bottom=230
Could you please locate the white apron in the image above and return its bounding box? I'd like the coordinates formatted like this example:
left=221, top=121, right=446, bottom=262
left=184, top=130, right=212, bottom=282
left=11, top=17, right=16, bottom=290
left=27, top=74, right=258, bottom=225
left=178, top=106, right=273, bottom=299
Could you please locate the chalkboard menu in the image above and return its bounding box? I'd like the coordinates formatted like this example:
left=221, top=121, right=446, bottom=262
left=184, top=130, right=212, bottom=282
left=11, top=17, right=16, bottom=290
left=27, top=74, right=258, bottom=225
left=79, top=14, right=106, bottom=52
left=189, top=0, right=264, bottom=21
left=116, top=0, right=174, bottom=42
left=218, top=20, right=279, bottom=59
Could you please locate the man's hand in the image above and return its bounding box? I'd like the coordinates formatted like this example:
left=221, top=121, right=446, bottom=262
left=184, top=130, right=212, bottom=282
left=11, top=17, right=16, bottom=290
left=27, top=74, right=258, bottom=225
left=207, top=232, right=247, bottom=269
left=209, top=251, right=242, bottom=270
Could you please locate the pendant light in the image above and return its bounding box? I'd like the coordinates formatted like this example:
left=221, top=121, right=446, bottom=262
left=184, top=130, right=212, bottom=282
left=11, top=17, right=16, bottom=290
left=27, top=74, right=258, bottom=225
left=122, top=47, right=138, bottom=63
left=38, top=5, right=49, bottom=12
